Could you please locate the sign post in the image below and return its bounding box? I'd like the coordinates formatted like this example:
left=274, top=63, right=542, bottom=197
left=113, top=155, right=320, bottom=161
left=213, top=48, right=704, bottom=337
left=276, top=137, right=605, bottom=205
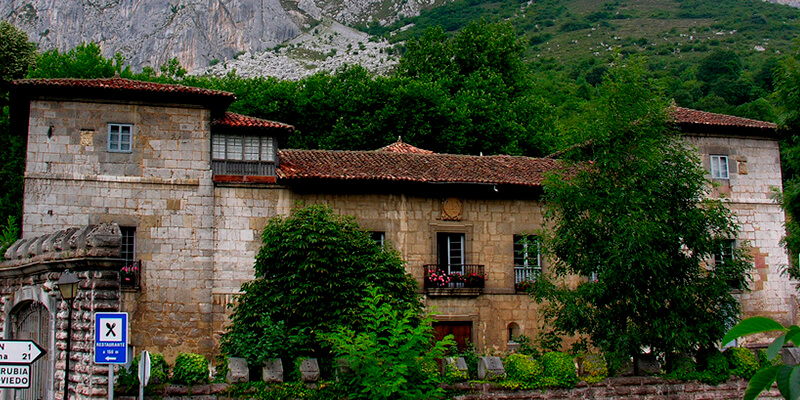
left=138, top=351, right=150, bottom=400
left=0, top=340, right=47, bottom=389
left=94, top=312, right=128, bottom=365
left=95, top=312, right=128, bottom=400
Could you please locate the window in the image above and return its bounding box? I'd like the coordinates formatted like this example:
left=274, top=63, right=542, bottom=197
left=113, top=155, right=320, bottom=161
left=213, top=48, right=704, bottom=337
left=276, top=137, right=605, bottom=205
left=120, top=226, right=140, bottom=290
left=437, top=232, right=465, bottom=274
left=108, top=123, right=133, bottom=152
left=121, top=227, right=136, bottom=262
left=370, top=231, right=386, bottom=248
left=514, top=235, right=541, bottom=285
left=714, top=239, right=735, bottom=266
left=710, top=155, right=729, bottom=179
left=212, top=134, right=275, bottom=162
left=714, top=239, right=743, bottom=290
left=507, top=322, right=520, bottom=343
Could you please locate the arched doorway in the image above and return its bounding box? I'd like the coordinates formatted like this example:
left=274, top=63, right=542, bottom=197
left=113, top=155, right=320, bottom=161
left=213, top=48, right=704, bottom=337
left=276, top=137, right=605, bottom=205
left=11, top=301, right=50, bottom=400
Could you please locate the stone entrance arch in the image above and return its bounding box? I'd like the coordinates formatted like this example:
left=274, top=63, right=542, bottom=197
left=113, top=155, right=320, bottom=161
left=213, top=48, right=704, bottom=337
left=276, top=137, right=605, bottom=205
left=10, top=300, right=52, bottom=400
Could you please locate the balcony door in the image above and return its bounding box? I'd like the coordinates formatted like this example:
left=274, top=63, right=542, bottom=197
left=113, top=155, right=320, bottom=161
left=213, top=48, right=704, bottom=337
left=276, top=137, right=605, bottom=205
left=437, top=232, right=465, bottom=274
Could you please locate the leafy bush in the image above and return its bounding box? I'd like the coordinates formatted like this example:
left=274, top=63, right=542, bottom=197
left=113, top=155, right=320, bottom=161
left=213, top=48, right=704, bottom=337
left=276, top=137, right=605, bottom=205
left=442, top=359, right=468, bottom=383
left=319, top=286, right=453, bottom=400
left=213, top=354, right=229, bottom=383
left=695, top=348, right=730, bottom=385
left=540, top=352, right=578, bottom=388
left=580, top=353, right=608, bottom=384
left=172, top=353, right=209, bottom=385
left=115, top=352, right=170, bottom=395
left=452, top=341, right=480, bottom=379
left=512, top=334, right=540, bottom=357
left=504, top=353, right=543, bottom=384
left=724, top=347, right=759, bottom=379
left=222, top=204, right=420, bottom=362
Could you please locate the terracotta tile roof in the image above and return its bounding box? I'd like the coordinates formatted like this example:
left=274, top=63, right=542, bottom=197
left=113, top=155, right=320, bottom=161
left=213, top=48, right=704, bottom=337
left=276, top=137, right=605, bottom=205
left=277, top=149, right=561, bottom=186
left=377, top=139, right=435, bottom=154
left=671, top=106, right=777, bottom=130
left=13, top=77, right=235, bottom=99
left=212, top=112, right=294, bottom=133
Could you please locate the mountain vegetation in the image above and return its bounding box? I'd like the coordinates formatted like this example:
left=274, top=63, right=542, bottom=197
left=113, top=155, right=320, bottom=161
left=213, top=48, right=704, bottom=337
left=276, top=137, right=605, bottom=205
left=2, top=0, right=800, bottom=265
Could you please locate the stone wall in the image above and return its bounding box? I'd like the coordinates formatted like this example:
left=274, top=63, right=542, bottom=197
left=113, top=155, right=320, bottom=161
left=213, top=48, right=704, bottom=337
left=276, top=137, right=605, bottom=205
left=22, top=99, right=219, bottom=359
left=0, top=223, right=124, bottom=400
left=277, top=191, right=551, bottom=351
left=449, top=377, right=783, bottom=400
left=686, top=134, right=796, bottom=326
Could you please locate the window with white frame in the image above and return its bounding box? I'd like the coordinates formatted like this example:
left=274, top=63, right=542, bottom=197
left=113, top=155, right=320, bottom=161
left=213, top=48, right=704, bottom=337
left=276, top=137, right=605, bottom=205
left=437, top=232, right=465, bottom=274
left=514, top=235, right=541, bottom=284
left=212, top=134, right=275, bottom=162
left=108, top=123, right=133, bottom=153
left=710, top=155, right=729, bottom=179
left=370, top=231, right=386, bottom=248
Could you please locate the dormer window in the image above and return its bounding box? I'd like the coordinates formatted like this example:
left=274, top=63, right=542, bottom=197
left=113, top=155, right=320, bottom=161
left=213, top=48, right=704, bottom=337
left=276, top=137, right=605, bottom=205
left=211, top=134, right=276, bottom=176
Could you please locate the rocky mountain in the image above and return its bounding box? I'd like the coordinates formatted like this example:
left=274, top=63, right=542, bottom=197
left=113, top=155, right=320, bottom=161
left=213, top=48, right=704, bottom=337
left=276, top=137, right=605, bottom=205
left=0, top=0, right=427, bottom=74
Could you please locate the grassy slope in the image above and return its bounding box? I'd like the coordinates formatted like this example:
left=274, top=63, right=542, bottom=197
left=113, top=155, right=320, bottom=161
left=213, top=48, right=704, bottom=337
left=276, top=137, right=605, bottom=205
left=377, top=0, right=800, bottom=72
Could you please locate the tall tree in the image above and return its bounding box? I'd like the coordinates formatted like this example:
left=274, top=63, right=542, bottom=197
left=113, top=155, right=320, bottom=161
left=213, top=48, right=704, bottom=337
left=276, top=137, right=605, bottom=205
left=27, top=42, right=127, bottom=79
left=0, top=21, right=35, bottom=233
left=221, top=204, right=421, bottom=362
left=0, top=21, right=36, bottom=95
left=534, top=58, right=750, bottom=371
left=775, top=48, right=800, bottom=278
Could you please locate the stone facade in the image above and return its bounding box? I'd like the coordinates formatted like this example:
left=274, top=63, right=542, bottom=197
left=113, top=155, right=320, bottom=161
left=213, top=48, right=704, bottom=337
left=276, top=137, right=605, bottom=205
left=686, top=133, right=795, bottom=326
left=22, top=98, right=220, bottom=359
left=5, top=79, right=796, bottom=399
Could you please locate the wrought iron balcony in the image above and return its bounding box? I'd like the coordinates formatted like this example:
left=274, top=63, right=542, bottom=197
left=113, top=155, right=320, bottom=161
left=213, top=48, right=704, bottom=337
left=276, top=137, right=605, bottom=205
left=423, top=264, right=484, bottom=296
left=120, top=260, right=141, bottom=291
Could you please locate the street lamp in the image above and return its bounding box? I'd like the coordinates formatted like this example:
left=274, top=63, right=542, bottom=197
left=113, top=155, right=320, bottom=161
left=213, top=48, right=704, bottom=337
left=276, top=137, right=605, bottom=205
left=57, top=270, right=80, bottom=400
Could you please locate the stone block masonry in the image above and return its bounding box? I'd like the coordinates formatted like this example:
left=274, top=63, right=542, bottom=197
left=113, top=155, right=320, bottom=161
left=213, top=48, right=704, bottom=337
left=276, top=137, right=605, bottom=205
left=0, top=223, right=125, bottom=400
left=449, top=377, right=783, bottom=400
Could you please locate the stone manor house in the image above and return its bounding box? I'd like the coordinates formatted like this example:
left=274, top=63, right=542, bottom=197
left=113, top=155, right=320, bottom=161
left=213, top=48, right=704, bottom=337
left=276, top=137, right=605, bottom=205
left=0, top=77, right=794, bottom=399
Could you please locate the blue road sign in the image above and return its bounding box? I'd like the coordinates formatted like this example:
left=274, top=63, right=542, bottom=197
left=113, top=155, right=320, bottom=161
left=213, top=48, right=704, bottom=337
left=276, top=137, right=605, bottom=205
left=94, top=312, right=128, bottom=364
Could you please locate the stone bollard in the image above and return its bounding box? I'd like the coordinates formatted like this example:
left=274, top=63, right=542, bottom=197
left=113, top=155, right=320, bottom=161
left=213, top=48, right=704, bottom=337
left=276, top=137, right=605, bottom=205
left=262, top=358, right=284, bottom=382
left=442, top=357, right=469, bottom=381
left=335, top=358, right=351, bottom=382
left=226, top=357, right=249, bottom=383
left=300, top=358, right=320, bottom=388
left=477, top=356, right=505, bottom=380
left=783, top=348, right=800, bottom=365
left=300, top=358, right=320, bottom=383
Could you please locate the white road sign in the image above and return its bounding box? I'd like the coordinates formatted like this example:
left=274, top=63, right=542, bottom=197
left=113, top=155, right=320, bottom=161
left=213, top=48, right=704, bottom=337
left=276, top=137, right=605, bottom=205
left=0, top=365, right=30, bottom=388
left=0, top=341, right=45, bottom=364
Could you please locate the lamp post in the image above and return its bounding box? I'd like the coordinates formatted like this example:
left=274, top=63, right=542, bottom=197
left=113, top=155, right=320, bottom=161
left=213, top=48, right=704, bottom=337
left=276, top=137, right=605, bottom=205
left=57, top=270, right=80, bottom=400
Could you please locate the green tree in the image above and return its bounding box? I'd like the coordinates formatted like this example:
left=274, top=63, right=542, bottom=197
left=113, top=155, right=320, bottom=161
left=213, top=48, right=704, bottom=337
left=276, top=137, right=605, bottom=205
left=0, top=21, right=36, bottom=94
left=28, top=42, right=128, bottom=79
left=0, top=22, right=34, bottom=233
left=395, top=21, right=556, bottom=156
left=534, top=58, right=751, bottom=372
left=220, top=204, right=421, bottom=362
left=320, top=286, right=453, bottom=400
left=775, top=48, right=800, bottom=279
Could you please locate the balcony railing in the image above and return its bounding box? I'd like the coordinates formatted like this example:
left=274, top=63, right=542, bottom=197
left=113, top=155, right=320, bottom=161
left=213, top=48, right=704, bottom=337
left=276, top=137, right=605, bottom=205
left=212, top=160, right=276, bottom=176
left=423, top=264, right=485, bottom=289
left=120, top=260, right=141, bottom=291
left=514, top=266, right=540, bottom=292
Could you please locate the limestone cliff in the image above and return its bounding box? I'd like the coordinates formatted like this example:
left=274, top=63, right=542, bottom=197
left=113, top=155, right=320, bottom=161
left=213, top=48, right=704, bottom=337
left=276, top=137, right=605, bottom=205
left=1, top=0, right=426, bottom=73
